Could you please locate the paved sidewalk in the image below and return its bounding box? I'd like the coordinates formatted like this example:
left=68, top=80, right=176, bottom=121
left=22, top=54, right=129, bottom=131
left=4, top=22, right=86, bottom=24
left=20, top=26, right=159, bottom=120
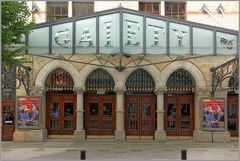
left=1, top=140, right=239, bottom=160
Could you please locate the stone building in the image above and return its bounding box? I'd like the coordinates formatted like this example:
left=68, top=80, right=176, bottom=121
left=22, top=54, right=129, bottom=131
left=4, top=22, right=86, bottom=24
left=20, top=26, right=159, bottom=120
left=1, top=1, right=239, bottom=142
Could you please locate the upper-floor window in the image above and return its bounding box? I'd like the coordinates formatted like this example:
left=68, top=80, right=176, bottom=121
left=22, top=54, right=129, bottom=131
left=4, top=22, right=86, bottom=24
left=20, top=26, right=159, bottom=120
left=72, top=2, right=94, bottom=17
left=47, top=2, right=68, bottom=22
left=165, top=2, right=186, bottom=20
left=139, top=2, right=160, bottom=15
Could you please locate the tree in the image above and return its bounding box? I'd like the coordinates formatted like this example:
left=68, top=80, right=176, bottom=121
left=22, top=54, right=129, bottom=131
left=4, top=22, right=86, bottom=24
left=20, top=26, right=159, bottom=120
left=2, top=1, right=35, bottom=67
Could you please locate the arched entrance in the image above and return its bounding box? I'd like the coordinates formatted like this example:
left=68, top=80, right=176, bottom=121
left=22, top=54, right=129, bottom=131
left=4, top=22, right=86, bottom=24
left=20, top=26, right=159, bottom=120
left=227, top=70, right=239, bottom=137
left=125, top=69, right=156, bottom=139
left=45, top=68, right=76, bottom=135
left=164, top=69, right=195, bottom=136
left=84, top=69, right=116, bottom=136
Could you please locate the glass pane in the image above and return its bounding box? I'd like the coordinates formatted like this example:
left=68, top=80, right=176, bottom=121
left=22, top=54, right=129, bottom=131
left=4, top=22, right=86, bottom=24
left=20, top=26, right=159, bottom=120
left=89, top=120, right=98, bottom=128
left=181, top=121, right=190, bottom=129
left=50, top=102, right=60, bottom=118
left=141, top=104, right=151, bottom=118
left=75, top=17, right=96, bottom=54
left=146, top=18, right=166, bottom=54
left=72, top=2, right=94, bottom=17
left=181, top=104, right=190, bottom=118
left=128, top=120, right=137, bottom=129
left=167, top=104, right=176, bottom=118
left=193, top=27, right=213, bottom=55
left=64, top=103, right=73, bottom=117
left=103, top=103, right=112, bottom=117
left=3, top=106, right=14, bottom=125
left=128, top=103, right=137, bottom=118
left=169, top=22, right=190, bottom=54
left=228, top=104, right=237, bottom=119
left=123, top=13, right=143, bottom=54
left=228, top=122, right=237, bottom=130
left=64, top=120, right=72, bottom=128
left=102, top=121, right=112, bottom=129
left=217, top=32, right=237, bottom=55
left=99, top=13, right=120, bottom=54
left=167, top=121, right=176, bottom=129
left=89, top=103, right=98, bottom=115
left=51, top=120, right=59, bottom=128
left=29, top=27, right=49, bottom=55
left=52, top=22, right=73, bottom=54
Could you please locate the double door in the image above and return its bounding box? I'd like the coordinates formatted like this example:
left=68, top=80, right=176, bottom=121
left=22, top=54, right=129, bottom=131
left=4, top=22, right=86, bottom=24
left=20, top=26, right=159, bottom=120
left=85, top=95, right=116, bottom=135
left=46, top=94, right=76, bottom=135
left=227, top=94, right=238, bottom=137
left=125, top=95, right=156, bottom=136
left=164, top=94, right=194, bottom=136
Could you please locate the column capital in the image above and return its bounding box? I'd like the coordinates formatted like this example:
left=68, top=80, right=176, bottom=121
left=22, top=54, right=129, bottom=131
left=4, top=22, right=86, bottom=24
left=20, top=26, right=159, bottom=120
left=154, top=87, right=167, bottom=95
left=195, top=87, right=211, bottom=95
left=115, top=87, right=125, bottom=94
left=73, top=86, right=84, bottom=94
left=30, top=85, right=46, bottom=96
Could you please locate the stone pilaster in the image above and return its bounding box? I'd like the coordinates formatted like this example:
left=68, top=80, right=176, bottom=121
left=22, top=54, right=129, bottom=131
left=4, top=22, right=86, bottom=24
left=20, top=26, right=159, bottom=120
left=73, top=86, right=86, bottom=141
left=115, top=89, right=125, bottom=141
left=154, top=87, right=166, bottom=141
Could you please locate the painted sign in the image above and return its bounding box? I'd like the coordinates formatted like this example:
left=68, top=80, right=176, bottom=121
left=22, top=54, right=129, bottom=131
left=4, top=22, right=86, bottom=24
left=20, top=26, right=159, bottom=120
left=202, top=98, right=225, bottom=130
left=17, top=97, right=40, bottom=128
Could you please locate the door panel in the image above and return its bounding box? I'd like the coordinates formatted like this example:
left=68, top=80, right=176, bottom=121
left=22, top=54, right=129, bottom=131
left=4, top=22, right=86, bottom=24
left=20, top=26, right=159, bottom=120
left=125, top=95, right=156, bottom=136
left=227, top=95, right=239, bottom=137
left=85, top=95, right=115, bottom=135
left=164, top=94, right=194, bottom=136
left=46, top=94, right=76, bottom=135
left=2, top=101, right=15, bottom=141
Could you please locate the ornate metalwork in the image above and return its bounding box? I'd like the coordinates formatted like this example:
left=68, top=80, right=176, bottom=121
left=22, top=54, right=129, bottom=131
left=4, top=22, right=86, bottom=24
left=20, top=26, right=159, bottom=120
left=85, top=69, right=115, bottom=91
left=125, top=69, right=155, bottom=92
left=166, top=69, right=196, bottom=92
left=45, top=68, right=74, bottom=91
left=210, top=56, right=238, bottom=97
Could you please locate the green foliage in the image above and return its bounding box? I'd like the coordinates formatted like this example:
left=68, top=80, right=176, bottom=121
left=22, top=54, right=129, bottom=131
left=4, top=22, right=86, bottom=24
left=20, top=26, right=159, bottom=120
left=2, top=1, right=35, bottom=67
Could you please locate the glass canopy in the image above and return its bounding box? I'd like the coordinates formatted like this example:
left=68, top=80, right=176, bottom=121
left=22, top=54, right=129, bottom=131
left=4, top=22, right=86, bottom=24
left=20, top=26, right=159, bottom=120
left=26, top=7, right=238, bottom=56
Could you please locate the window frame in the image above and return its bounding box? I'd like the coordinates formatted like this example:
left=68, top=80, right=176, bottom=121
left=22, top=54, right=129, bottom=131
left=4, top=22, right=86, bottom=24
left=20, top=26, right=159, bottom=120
left=165, top=1, right=186, bottom=20
left=139, top=2, right=160, bottom=15
left=47, top=2, right=68, bottom=22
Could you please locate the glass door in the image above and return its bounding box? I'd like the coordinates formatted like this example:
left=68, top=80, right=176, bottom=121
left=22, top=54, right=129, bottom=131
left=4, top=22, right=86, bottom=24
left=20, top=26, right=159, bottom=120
left=2, top=101, right=15, bottom=141
left=227, top=95, right=238, bottom=137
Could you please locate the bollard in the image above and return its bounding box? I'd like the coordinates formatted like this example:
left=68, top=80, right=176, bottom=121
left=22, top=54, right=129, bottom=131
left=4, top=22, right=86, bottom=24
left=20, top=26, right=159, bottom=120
left=181, top=149, right=187, bottom=160
left=80, top=150, right=86, bottom=160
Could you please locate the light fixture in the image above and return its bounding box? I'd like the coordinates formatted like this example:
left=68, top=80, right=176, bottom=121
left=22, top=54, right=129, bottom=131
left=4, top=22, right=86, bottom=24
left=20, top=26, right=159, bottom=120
left=32, top=4, right=40, bottom=12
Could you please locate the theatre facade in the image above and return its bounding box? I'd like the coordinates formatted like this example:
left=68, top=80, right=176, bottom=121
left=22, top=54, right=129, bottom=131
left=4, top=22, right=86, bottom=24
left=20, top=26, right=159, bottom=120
left=3, top=7, right=238, bottom=142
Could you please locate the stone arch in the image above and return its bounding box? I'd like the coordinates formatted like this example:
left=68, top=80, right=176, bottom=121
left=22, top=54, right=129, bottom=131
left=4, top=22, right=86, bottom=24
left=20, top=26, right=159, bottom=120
left=35, top=60, right=80, bottom=87
left=161, top=61, right=207, bottom=88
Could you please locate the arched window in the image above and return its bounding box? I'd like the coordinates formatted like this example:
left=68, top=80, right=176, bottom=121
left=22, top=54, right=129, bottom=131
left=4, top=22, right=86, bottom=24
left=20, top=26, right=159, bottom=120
left=166, top=69, right=195, bottom=92
left=126, top=69, right=155, bottom=92
left=85, top=69, right=115, bottom=91
left=45, top=68, right=74, bottom=91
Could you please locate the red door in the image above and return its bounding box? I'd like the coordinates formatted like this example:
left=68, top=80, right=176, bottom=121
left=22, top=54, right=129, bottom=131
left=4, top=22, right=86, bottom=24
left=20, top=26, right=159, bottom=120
left=164, top=94, right=194, bottom=136
left=125, top=95, right=156, bottom=136
left=2, top=100, right=15, bottom=141
left=85, top=95, right=116, bottom=135
left=227, top=94, right=239, bottom=137
left=46, top=94, right=76, bottom=135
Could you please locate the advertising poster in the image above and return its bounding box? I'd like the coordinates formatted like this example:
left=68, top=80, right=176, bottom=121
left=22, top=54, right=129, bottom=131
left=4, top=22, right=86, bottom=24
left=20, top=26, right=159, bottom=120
left=202, top=98, right=225, bottom=129
left=17, top=97, right=40, bottom=128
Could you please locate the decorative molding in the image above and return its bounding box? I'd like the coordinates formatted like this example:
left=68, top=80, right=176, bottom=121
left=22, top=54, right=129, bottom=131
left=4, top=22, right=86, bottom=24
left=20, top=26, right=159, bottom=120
left=154, top=87, right=167, bottom=94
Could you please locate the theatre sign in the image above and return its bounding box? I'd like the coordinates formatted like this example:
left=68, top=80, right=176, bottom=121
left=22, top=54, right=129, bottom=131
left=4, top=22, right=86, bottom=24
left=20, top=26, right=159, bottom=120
left=26, top=8, right=238, bottom=56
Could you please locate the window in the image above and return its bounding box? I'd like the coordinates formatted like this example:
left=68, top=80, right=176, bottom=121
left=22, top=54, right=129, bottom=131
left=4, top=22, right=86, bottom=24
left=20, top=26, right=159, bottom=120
left=165, top=2, right=186, bottom=20
left=72, top=2, right=94, bottom=17
left=47, top=2, right=68, bottom=22
left=139, top=2, right=160, bottom=15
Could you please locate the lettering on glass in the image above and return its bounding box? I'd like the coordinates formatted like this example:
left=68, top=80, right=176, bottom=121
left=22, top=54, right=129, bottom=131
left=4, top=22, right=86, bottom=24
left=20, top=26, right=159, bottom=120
left=126, top=20, right=140, bottom=46
left=54, top=29, right=71, bottom=48
left=78, top=28, right=95, bottom=47
left=104, top=21, right=112, bottom=47
left=148, top=24, right=165, bottom=47
left=219, top=37, right=234, bottom=49
left=171, top=28, right=187, bottom=47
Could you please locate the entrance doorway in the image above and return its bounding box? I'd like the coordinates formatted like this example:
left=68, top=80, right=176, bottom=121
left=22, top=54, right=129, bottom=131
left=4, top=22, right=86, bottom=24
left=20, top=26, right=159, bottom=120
left=164, top=94, right=194, bottom=136
left=227, top=94, right=238, bottom=137
left=85, top=95, right=116, bottom=135
left=125, top=95, right=156, bottom=136
left=46, top=94, right=76, bottom=135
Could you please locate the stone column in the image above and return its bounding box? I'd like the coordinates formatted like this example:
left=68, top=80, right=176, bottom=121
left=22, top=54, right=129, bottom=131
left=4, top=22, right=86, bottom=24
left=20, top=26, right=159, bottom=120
left=154, top=88, right=166, bottom=141
left=115, top=89, right=125, bottom=141
left=74, top=86, right=86, bottom=141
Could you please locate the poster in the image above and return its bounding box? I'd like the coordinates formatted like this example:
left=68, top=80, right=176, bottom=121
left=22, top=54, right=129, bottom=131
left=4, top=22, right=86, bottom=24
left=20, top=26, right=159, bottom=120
left=202, top=98, right=225, bottom=130
left=17, top=97, right=40, bottom=128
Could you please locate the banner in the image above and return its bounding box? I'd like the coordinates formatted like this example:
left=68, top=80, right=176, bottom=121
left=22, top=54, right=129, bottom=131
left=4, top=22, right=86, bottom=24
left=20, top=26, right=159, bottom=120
left=202, top=98, right=225, bottom=130
left=17, top=97, right=40, bottom=128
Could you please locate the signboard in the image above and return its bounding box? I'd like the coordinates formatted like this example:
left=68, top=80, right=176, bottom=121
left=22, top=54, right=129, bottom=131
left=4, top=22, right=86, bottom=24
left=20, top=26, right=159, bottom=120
left=202, top=98, right=225, bottom=130
left=16, top=96, right=41, bottom=129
